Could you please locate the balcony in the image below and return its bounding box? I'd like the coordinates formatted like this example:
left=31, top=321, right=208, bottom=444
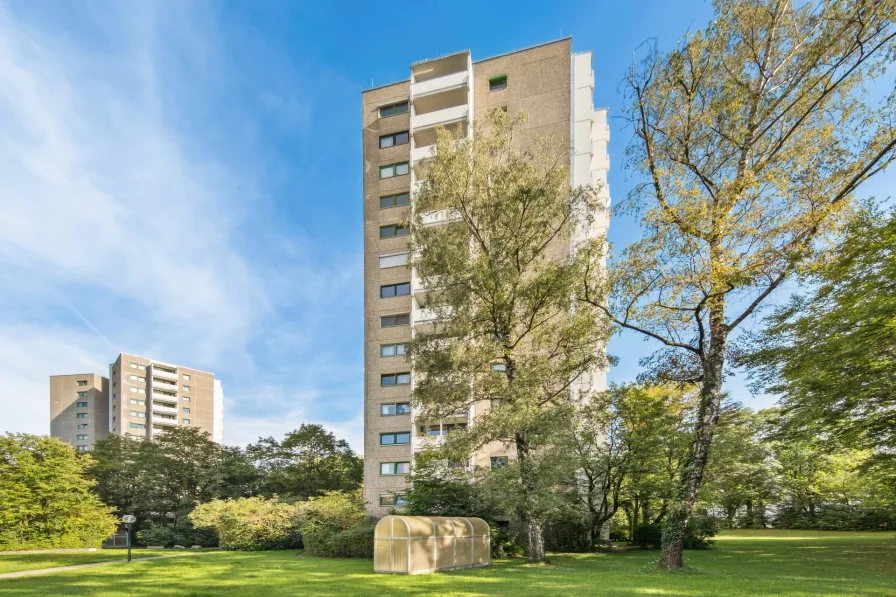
left=152, top=378, right=178, bottom=391
left=413, top=307, right=440, bottom=333
left=152, top=415, right=177, bottom=427
left=420, top=208, right=461, bottom=227
left=413, top=104, right=468, bottom=130
left=151, top=367, right=178, bottom=381
left=411, top=70, right=469, bottom=99
left=152, top=402, right=178, bottom=416
left=412, top=435, right=445, bottom=452
left=411, top=143, right=436, bottom=163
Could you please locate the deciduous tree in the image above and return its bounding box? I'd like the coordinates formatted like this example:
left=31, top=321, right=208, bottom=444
left=582, top=0, right=896, bottom=568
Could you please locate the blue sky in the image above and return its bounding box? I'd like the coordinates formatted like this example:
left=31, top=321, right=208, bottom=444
left=1, top=1, right=892, bottom=452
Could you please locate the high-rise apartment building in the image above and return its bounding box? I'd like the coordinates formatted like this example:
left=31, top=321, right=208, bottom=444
left=50, top=352, right=223, bottom=451
left=362, top=38, right=610, bottom=515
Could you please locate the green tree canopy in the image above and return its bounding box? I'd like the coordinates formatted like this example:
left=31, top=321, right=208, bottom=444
left=0, top=434, right=118, bottom=550
left=742, top=209, right=896, bottom=469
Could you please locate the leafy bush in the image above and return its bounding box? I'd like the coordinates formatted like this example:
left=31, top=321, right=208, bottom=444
left=774, top=505, right=895, bottom=531
left=632, top=523, right=662, bottom=548
left=189, top=497, right=302, bottom=551
left=297, top=491, right=373, bottom=558
left=136, top=526, right=175, bottom=547
left=683, top=514, right=720, bottom=549
left=303, top=525, right=375, bottom=558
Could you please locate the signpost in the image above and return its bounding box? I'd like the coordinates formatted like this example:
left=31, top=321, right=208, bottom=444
left=122, top=515, right=137, bottom=562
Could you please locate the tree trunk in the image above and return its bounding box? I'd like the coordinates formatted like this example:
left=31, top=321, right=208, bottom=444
left=658, top=299, right=727, bottom=570
left=516, top=433, right=546, bottom=563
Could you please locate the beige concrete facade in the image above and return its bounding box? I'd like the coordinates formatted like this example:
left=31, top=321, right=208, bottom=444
left=49, top=373, right=109, bottom=452
left=51, top=352, right=223, bottom=449
left=362, top=38, right=610, bottom=516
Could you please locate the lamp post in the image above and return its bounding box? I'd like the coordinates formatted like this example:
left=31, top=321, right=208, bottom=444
left=122, top=515, right=137, bottom=562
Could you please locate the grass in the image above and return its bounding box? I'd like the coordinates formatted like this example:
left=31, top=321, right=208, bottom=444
left=0, top=530, right=893, bottom=596
left=0, top=549, right=189, bottom=574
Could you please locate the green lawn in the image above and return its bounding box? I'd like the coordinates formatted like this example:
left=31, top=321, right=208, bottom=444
left=0, top=549, right=185, bottom=574
left=0, top=531, right=893, bottom=596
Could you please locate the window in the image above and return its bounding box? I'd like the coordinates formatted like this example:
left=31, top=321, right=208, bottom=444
left=130, top=375, right=145, bottom=382
left=77, top=424, right=88, bottom=429
left=381, top=372, right=411, bottom=386
left=425, top=423, right=466, bottom=436
left=76, top=401, right=88, bottom=408
left=491, top=456, right=507, bottom=470
left=129, top=363, right=146, bottom=371
left=77, top=380, right=88, bottom=387
left=379, top=162, right=410, bottom=179
left=155, top=365, right=176, bottom=374
left=381, top=314, right=410, bottom=327
left=380, top=432, right=411, bottom=446
left=380, top=402, right=411, bottom=416
left=379, top=252, right=408, bottom=269
left=491, top=363, right=508, bottom=372
left=380, top=461, right=410, bottom=475
left=380, top=131, right=409, bottom=148
left=183, top=397, right=191, bottom=403
left=77, top=434, right=88, bottom=440
left=130, top=411, right=145, bottom=418
left=76, top=413, right=88, bottom=419
left=380, top=282, right=410, bottom=298
left=380, top=343, right=408, bottom=357
left=77, top=391, right=88, bottom=398
left=379, top=224, right=409, bottom=239
left=183, top=385, right=191, bottom=392
left=77, top=445, right=88, bottom=452
left=379, top=493, right=407, bottom=506
left=156, top=390, right=175, bottom=398
left=489, top=74, right=508, bottom=91
left=130, top=399, right=145, bottom=406
left=183, top=418, right=191, bottom=425
left=183, top=407, right=191, bottom=414
left=183, top=374, right=191, bottom=380
left=379, top=101, right=409, bottom=118
left=129, top=423, right=145, bottom=429
left=380, top=192, right=410, bottom=209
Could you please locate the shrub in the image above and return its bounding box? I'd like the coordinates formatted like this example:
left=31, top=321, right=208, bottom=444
left=304, top=525, right=375, bottom=558
left=136, top=526, right=174, bottom=547
left=297, top=491, right=373, bottom=558
left=683, top=514, right=720, bottom=550
left=632, top=523, right=662, bottom=549
left=774, top=504, right=895, bottom=531
left=189, top=497, right=302, bottom=551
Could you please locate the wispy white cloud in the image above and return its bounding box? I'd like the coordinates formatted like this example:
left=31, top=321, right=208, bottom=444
left=0, top=3, right=365, bottom=451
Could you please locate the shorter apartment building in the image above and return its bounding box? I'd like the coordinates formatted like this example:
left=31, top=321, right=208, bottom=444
left=50, top=352, right=223, bottom=451
left=49, top=373, right=109, bottom=451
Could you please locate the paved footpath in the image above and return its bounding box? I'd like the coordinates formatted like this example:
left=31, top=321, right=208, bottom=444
left=0, top=552, right=203, bottom=580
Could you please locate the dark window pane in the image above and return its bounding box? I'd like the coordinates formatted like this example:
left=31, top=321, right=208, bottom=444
left=380, top=434, right=395, bottom=445
left=380, top=135, right=394, bottom=149
left=380, top=196, right=392, bottom=209
left=396, top=403, right=411, bottom=414
left=381, top=285, right=396, bottom=298
left=394, top=102, right=408, bottom=114
left=396, top=314, right=410, bottom=325
left=381, top=374, right=395, bottom=386
left=396, top=283, right=410, bottom=296
left=395, top=193, right=410, bottom=206
left=396, top=226, right=409, bottom=237
left=380, top=226, right=396, bottom=239
left=395, top=131, right=409, bottom=145
left=396, top=433, right=410, bottom=444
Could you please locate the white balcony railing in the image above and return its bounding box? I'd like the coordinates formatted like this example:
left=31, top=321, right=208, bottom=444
left=150, top=367, right=178, bottom=380
left=151, top=378, right=178, bottom=391
left=412, top=435, right=446, bottom=452
left=420, top=208, right=461, bottom=227
left=411, top=143, right=436, bottom=163
left=152, top=402, right=178, bottom=415
left=411, top=70, right=469, bottom=99
left=152, top=416, right=178, bottom=427
left=413, top=104, right=468, bottom=130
